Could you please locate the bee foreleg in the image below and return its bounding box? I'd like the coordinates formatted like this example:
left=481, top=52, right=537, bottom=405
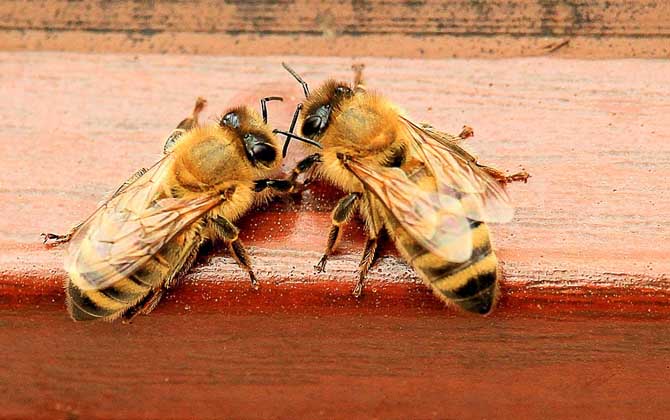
left=254, top=179, right=293, bottom=194
left=475, top=163, right=530, bottom=185
left=190, top=97, right=207, bottom=127
left=353, top=237, right=379, bottom=298
left=288, top=153, right=323, bottom=187
left=315, top=193, right=360, bottom=272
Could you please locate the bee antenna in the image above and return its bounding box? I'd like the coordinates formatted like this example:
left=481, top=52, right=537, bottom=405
left=260, top=96, right=283, bottom=124
left=273, top=129, right=322, bottom=151
left=282, top=63, right=310, bottom=99
left=281, top=103, right=303, bottom=157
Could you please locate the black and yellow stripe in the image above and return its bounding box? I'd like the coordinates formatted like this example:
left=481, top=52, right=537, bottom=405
left=387, top=216, right=499, bottom=314
left=67, top=273, right=151, bottom=321
left=66, top=229, right=203, bottom=321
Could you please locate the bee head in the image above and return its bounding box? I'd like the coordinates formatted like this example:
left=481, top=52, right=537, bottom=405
left=219, top=106, right=279, bottom=171
left=300, top=81, right=355, bottom=140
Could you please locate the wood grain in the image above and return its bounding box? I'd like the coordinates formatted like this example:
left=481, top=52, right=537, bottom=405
left=1, top=52, right=669, bottom=316
left=2, top=309, right=670, bottom=419
left=1, top=0, right=669, bottom=57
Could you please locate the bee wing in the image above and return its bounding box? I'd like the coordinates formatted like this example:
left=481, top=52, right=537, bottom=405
left=401, top=117, right=514, bottom=223
left=64, top=154, right=222, bottom=291
left=346, top=158, right=473, bottom=263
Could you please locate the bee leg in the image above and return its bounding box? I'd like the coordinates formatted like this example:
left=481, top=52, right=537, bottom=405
left=315, top=193, right=360, bottom=272
left=123, top=289, right=165, bottom=323
left=286, top=154, right=322, bottom=194
left=476, top=163, right=530, bottom=185
left=259, top=96, right=283, bottom=124
left=417, top=124, right=471, bottom=144
left=288, top=153, right=322, bottom=183
left=229, top=239, right=259, bottom=290
left=458, top=126, right=475, bottom=140
left=353, top=237, right=379, bottom=298
left=254, top=179, right=294, bottom=194
left=352, top=63, right=365, bottom=89
left=42, top=167, right=148, bottom=245
left=41, top=221, right=83, bottom=245
left=164, top=97, right=208, bottom=154
left=138, top=289, right=165, bottom=315
left=314, top=226, right=340, bottom=273
left=211, top=216, right=259, bottom=289
left=190, top=97, right=207, bottom=127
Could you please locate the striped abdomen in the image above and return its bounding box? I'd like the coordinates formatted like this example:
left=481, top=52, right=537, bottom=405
left=385, top=215, right=499, bottom=314
left=66, top=228, right=202, bottom=321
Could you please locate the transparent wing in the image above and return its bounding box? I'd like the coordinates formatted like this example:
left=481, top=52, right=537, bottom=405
left=64, top=154, right=222, bottom=290
left=401, top=117, right=514, bottom=223
left=346, top=158, right=473, bottom=263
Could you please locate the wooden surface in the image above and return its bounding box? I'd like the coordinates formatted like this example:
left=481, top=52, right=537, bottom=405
left=2, top=52, right=669, bottom=314
left=1, top=52, right=670, bottom=418
left=1, top=0, right=669, bottom=58
left=4, top=309, right=670, bottom=419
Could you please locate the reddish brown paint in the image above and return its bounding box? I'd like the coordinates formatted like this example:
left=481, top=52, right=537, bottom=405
left=2, top=308, right=670, bottom=419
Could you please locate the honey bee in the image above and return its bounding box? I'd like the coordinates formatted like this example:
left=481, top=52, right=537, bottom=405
left=277, top=64, right=529, bottom=314
left=43, top=96, right=297, bottom=321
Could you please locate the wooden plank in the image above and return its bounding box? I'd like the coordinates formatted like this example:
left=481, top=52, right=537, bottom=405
left=1, top=52, right=669, bottom=316
left=2, top=309, right=670, bottom=419
left=0, top=0, right=669, bottom=57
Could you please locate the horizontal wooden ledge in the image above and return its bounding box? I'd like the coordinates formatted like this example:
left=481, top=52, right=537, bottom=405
left=2, top=30, right=669, bottom=58
left=3, top=245, right=670, bottom=319
left=1, top=53, right=669, bottom=320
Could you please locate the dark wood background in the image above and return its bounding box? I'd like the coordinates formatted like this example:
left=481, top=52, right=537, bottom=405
left=1, top=2, right=669, bottom=419
left=1, top=0, right=669, bottom=57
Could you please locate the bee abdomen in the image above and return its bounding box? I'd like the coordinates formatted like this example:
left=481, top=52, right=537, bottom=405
left=428, top=253, right=498, bottom=314
left=67, top=270, right=151, bottom=321
left=394, top=220, right=500, bottom=314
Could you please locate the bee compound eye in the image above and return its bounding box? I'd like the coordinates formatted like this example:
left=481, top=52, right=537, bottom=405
left=250, top=143, right=276, bottom=163
left=302, top=116, right=323, bottom=137
left=221, top=112, right=240, bottom=128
